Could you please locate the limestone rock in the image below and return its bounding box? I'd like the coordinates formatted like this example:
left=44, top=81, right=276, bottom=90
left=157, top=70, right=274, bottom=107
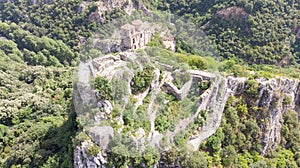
left=89, top=126, right=114, bottom=149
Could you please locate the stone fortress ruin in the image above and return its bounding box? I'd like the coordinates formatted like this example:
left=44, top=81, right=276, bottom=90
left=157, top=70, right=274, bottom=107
left=73, top=12, right=300, bottom=167
left=120, top=20, right=153, bottom=50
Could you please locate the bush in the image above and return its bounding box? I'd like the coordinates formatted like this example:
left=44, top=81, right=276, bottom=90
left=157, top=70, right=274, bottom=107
left=283, top=96, right=292, bottom=106
left=86, top=143, right=100, bottom=156
left=180, top=150, right=209, bottom=168
left=131, top=66, right=155, bottom=94
left=198, top=81, right=211, bottom=91
left=94, top=76, right=112, bottom=100
left=147, top=33, right=164, bottom=48
left=245, top=79, right=259, bottom=99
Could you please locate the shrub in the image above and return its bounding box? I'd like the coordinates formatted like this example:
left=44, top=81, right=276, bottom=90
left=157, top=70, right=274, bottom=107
left=245, top=79, right=259, bottom=99
left=86, top=143, right=100, bottom=156
left=198, top=81, right=211, bottom=91
left=283, top=96, right=292, bottom=106
left=94, top=76, right=112, bottom=100
left=147, top=33, right=164, bottom=48
left=131, top=66, right=154, bottom=94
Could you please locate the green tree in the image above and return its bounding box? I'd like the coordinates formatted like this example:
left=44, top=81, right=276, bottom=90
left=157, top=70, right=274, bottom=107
left=131, top=66, right=155, bottom=94
left=221, top=145, right=237, bottom=167
left=94, top=76, right=113, bottom=100
left=180, top=151, right=208, bottom=168
left=206, top=128, right=224, bottom=154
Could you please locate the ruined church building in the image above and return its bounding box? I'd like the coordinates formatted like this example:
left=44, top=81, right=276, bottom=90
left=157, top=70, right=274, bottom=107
left=121, top=20, right=153, bottom=50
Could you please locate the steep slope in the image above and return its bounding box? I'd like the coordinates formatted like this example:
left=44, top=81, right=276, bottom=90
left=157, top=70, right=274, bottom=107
left=73, top=48, right=300, bottom=167
left=0, top=41, right=76, bottom=167
left=0, top=0, right=299, bottom=167
left=144, top=0, right=300, bottom=65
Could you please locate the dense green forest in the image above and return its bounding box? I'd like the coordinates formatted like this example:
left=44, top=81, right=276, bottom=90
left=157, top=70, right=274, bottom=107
left=0, top=0, right=96, bottom=49
left=0, top=39, right=76, bottom=167
left=0, top=0, right=299, bottom=167
left=144, top=0, right=300, bottom=65
left=0, top=1, right=90, bottom=167
left=0, top=0, right=126, bottom=167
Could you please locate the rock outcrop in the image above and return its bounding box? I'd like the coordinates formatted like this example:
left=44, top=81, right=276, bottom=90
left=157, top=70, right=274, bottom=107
left=190, top=76, right=300, bottom=154
left=86, top=0, right=149, bottom=22
left=254, top=78, right=300, bottom=154
left=74, top=140, right=107, bottom=168
left=185, top=75, right=246, bottom=149
left=74, top=50, right=300, bottom=167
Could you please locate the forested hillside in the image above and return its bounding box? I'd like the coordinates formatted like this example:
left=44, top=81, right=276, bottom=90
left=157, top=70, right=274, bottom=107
left=0, top=0, right=124, bottom=49
left=0, top=0, right=97, bottom=49
left=0, top=36, right=76, bottom=167
left=0, top=0, right=299, bottom=167
left=0, top=1, right=97, bottom=167
left=140, top=0, right=300, bottom=167
left=144, top=0, right=300, bottom=65
left=0, top=0, right=127, bottom=166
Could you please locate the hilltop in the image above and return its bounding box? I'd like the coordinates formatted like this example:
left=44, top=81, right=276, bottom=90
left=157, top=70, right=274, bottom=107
left=0, top=0, right=299, bottom=167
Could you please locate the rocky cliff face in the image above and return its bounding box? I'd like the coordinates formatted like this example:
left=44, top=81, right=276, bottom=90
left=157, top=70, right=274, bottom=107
left=80, top=0, right=149, bottom=22
left=252, top=78, right=300, bottom=154
left=188, top=76, right=247, bottom=149
left=216, top=76, right=300, bottom=155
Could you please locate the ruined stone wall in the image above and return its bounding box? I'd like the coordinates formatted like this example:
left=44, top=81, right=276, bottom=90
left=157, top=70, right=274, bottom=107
left=121, top=37, right=133, bottom=49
